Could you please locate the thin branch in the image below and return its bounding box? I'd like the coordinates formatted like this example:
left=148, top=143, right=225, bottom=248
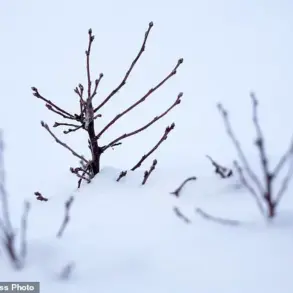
left=91, top=73, right=104, bottom=99
left=20, top=201, right=30, bottom=261
left=94, top=22, right=154, bottom=113
left=41, top=121, right=88, bottom=163
left=86, top=28, right=94, bottom=99
left=34, top=192, right=48, bottom=202
left=170, top=176, right=197, bottom=197
left=173, top=207, right=191, bottom=224
left=53, top=122, right=81, bottom=129
left=103, top=92, right=182, bottom=151
left=32, top=87, right=75, bottom=119
left=132, top=124, right=175, bottom=171
left=234, top=161, right=265, bottom=216
left=57, top=196, right=74, bottom=238
left=116, top=170, right=128, bottom=182
left=217, top=103, right=264, bottom=195
left=206, top=155, right=233, bottom=178
left=273, top=137, right=293, bottom=177
left=142, top=159, right=157, bottom=185
left=195, top=208, right=241, bottom=226
left=274, top=155, right=293, bottom=206
left=95, top=59, right=183, bottom=140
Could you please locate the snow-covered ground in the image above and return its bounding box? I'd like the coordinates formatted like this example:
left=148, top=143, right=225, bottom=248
left=1, top=0, right=293, bottom=292
left=1, top=163, right=293, bottom=293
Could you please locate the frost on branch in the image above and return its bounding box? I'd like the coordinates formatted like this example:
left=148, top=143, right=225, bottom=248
left=218, top=93, right=293, bottom=219
left=32, top=22, right=183, bottom=188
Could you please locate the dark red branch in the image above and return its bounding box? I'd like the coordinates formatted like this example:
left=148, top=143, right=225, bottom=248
left=95, top=59, right=183, bottom=140
left=132, top=124, right=174, bottom=171
left=102, top=92, right=182, bottom=151
left=41, top=121, right=88, bottom=163
left=86, top=29, right=94, bottom=99
left=32, top=87, right=75, bottom=119
left=116, top=170, right=127, bottom=182
left=142, top=159, right=157, bottom=185
left=94, top=22, right=154, bottom=113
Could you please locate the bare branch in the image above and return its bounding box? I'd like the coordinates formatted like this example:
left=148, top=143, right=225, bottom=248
left=170, top=176, right=197, bottom=197
left=94, top=22, right=154, bottom=113
left=34, top=192, right=48, bottom=202
left=32, top=87, right=75, bottom=119
left=57, top=196, right=74, bottom=238
left=142, top=159, right=157, bottom=185
left=116, top=170, right=127, bottom=182
left=234, top=161, right=265, bottom=216
left=217, top=103, right=264, bottom=194
left=103, top=92, right=182, bottom=151
left=206, top=155, right=233, bottom=178
left=195, top=208, right=241, bottom=226
left=173, top=207, right=191, bottom=224
left=95, top=59, right=183, bottom=140
left=91, top=73, right=104, bottom=99
left=274, top=155, right=293, bottom=207
left=132, top=124, right=174, bottom=171
left=20, top=201, right=30, bottom=261
left=41, top=121, right=88, bottom=163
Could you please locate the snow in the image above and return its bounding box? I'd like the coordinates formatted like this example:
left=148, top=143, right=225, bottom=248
left=1, top=163, right=293, bottom=292
left=1, top=0, right=293, bottom=292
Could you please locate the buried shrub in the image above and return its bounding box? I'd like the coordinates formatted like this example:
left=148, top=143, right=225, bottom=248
left=218, top=93, right=293, bottom=219
left=32, top=22, right=183, bottom=187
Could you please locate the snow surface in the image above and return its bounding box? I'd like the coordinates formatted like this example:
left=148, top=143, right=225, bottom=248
left=1, top=0, right=293, bottom=292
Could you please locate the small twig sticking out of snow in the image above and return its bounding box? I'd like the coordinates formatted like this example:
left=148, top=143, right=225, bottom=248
left=142, top=159, right=157, bottom=185
left=59, top=261, right=75, bottom=280
left=195, top=208, right=241, bottom=226
left=20, top=201, right=30, bottom=261
left=34, top=192, right=48, bottom=202
left=206, top=155, right=233, bottom=178
left=173, top=207, right=191, bottom=224
left=57, top=196, right=74, bottom=238
left=117, top=170, right=127, bottom=182
left=170, top=176, right=197, bottom=197
left=131, top=123, right=175, bottom=171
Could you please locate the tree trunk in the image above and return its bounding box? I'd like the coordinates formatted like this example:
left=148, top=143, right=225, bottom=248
left=87, top=120, right=101, bottom=176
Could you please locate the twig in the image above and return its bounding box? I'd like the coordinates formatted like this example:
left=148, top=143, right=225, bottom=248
left=59, top=261, right=75, bottom=280
left=0, top=131, right=22, bottom=269
left=173, top=207, right=191, bottom=224
left=41, top=121, right=88, bottom=163
left=142, top=159, right=157, bottom=185
left=32, top=87, right=75, bottom=119
left=170, top=176, right=197, bottom=197
left=57, top=196, right=74, bottom=238
left=20, top=201, right=30, bottom=261
left=94, top=22, right=154, bottom=113
left=233, top=161, right=265, bottom=216
left=95, top=59, right=183, bottom=140
left=206, top=155, right=233, bottom=178
left=132, top=124, right=174, bottom=171
left=195, top=208, right=240, bottom=226
left=34, top=192, right=48, bottom=202
left=103, top=92, right=182, bottom=151
left=116, top=170, right=127, bottom=182
left=217, top=103, right=263, bottom=195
